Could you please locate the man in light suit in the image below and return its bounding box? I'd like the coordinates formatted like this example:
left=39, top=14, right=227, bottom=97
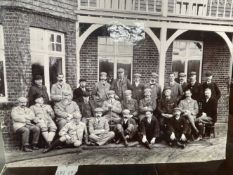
left=92, top=72, right=111, bottom=107
left=102, top=90, right=122, bottom=125
left=110, top=68, right=132, bottom=101
left=89, top=108, right=115, bottom=146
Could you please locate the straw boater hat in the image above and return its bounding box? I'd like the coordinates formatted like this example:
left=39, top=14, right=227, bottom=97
left=134, top=73, right=141, bottom=78
left=190, top=71, right=197, bottom=76
left=100, top=72, right=107, bottom=78
left=117, top=68, right=124, bottom=73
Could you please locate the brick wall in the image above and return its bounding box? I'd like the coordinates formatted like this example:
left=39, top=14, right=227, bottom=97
left=0, top=7, right=76, bottom=150
left=79, top=29, right=160, bottom=89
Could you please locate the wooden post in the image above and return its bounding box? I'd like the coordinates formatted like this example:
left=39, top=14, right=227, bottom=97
left=76, top=21, right=80, bottom=87
left=159, top=26, right=167, bottom=89
left=162, top=0, right=168, bottom=17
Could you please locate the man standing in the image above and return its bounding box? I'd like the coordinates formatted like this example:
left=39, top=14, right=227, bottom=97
left=115, top=109, right=138, bottom=147
left=167, top=73, right=183, bottom=101
left=186, top=72, right=203, bottom=103
left=167, top=107, right=191, bottom=148
left=202, top=71, right=221, bottom=101
left=92, top=72, right=111, bottom=107
left=28, top=75, right=49, bottom=106
left=102, top=90, right=122, bottom=125
left=51, top=74, right=72, bottom=104
left=132, top=73, right=145, bottom=104
left=89, top=108, right=115, bottom=146
left=178, top=89, right=199, bottom=133
left=148, top=72, right=162, bottom=108
left=73, top=78, right=91, bottom=107
left=139, top=108, right=160, bottom=149
left=178, top=72, right=188, bottom=91
left=110, top=68, right=132, bottom=101
left=43, top=113, right=88, bottom=153
left=54, top=91, right=81, bottom=130
left=196, top=88, right=218, bottom=140
left=11, top=97, right=40, bottom=152
left=30, top=94, right=57, bottom=148
left=121, top=90, right=139, bottom=122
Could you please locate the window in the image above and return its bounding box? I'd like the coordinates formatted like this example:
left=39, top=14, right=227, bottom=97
left=98, top=37, right=133, bottom=81
left=30, top=28, right=65, bottom=94
left=0, top=25, right=7, bottom=102
left=172, top=40, right=203, bottom=82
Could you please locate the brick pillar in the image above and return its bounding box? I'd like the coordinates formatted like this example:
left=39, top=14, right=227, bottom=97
left=2, top=9, right=31, bottom=102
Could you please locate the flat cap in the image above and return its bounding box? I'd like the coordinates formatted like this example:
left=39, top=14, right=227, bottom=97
left=144, top=107, right=153, bottom=113
left=117, top=68, right=124, bottom=73
left=124, top=90, right=132, bottom=95
left=205, top=71, right=213, bottom=77
left=134, top=73, right=141, bottom=77
left=190, top=71, right=197, bottom=76
left=179, top=72, right=186, bottom=77
left=79, top=78, right=87, bottom=82
left=18, top=97, right=28, bottom=103
left=100, top=72, right=107, bottom=77
left=107, top=90, right=115, bottom=95
left=163, top=86, right=171, bottom=91
left=151, top=72, right=158, bottom=77
left=94, top=108, right=104, bottom=113
left=34, top=75, right=43, bottom=80
left=122, top=109, right=130, bottom=115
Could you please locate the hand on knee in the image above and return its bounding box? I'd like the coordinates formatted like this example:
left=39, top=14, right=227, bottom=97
left=74, top=140, right=82, bottom=147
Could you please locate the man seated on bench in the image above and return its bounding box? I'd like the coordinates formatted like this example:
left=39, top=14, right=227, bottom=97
left=54, top=90, right=81, bottom=131
left=167, top=107, right=191, bottom=149
left=115, top=109, right=138, bottom=147
left=89, top=108, right=115, bottom=146
left=196, top=88, right=218, bottom=140
left=11, top=97, right=40, bottom=152
left=43, top=113, right=88, bottom=153
left=30, top=94, right=57, bottom=149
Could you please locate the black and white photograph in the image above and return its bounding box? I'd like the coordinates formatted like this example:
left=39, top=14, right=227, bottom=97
left=0, top=0, right=232, bottom=169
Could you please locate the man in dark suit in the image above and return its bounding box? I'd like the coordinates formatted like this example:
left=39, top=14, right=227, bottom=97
left=115, top=109, right=138, bottom=147
left=110, top=68, right=132, bottom=101
left=167, top=107, right=191, bottom=149
left=73, top=78, right=91, bottom=107
left=178, top=72, right=188, bottom=91
left=132, top=73, right=145, bottom=104
left=139, top=108, right=160, bottom=149
left=186, top=72, right=203, bottom=104
left=196, top=88, right=218, bottom=140
left=202, top=71, right=221, bottom=101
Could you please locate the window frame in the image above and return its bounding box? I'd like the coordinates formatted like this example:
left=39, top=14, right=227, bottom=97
left=97, top=36, right=133, bottom=82
left=30, top=28, right=65, bottom=95
left=172, top=40, right=203, bottom=82
left=0, top=25, right=8, bottom=102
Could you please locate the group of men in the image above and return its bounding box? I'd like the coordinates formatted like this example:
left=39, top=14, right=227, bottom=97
left=11, top=67, right=220, bottom=152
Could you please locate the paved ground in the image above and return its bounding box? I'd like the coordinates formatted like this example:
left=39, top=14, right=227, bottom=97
left=4, top=136, right=227, bottom=167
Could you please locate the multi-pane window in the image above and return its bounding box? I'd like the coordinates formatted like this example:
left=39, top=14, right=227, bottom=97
left=98, top=37, right=133, bottom=81
left=30, top=28, right=65, bottom=94
left=0, top=25, right=7, bottom=102
left=172, top=40, right=203, bottom=82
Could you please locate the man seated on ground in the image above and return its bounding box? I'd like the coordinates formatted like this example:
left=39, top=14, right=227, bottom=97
left=11, top=97, right=40, bottom=152
left=54, top=91, right=81, bottom=130
left=157, top=86, right=177, bottom=139
left=43, top=113, right=88, bottom=153
left=102, top=90, right=122, bottom=125
left=89, top=108, right=115, bottom=146
left=196, top=88, right=218, bottom=140
left=139, top=108, right=160, bottom=149
left=167, top=107, right=191, bottom=149
left=115, top=109, right=138, bottom=147
left=30, top=94, right=57, bottom=149
left=178, top=88, right=199, bottom=134
left=121, top=90, right=139, bottom=122
left=50, top=73, right=73, bottom=104
left=139, top=88, right=156, bottom=121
